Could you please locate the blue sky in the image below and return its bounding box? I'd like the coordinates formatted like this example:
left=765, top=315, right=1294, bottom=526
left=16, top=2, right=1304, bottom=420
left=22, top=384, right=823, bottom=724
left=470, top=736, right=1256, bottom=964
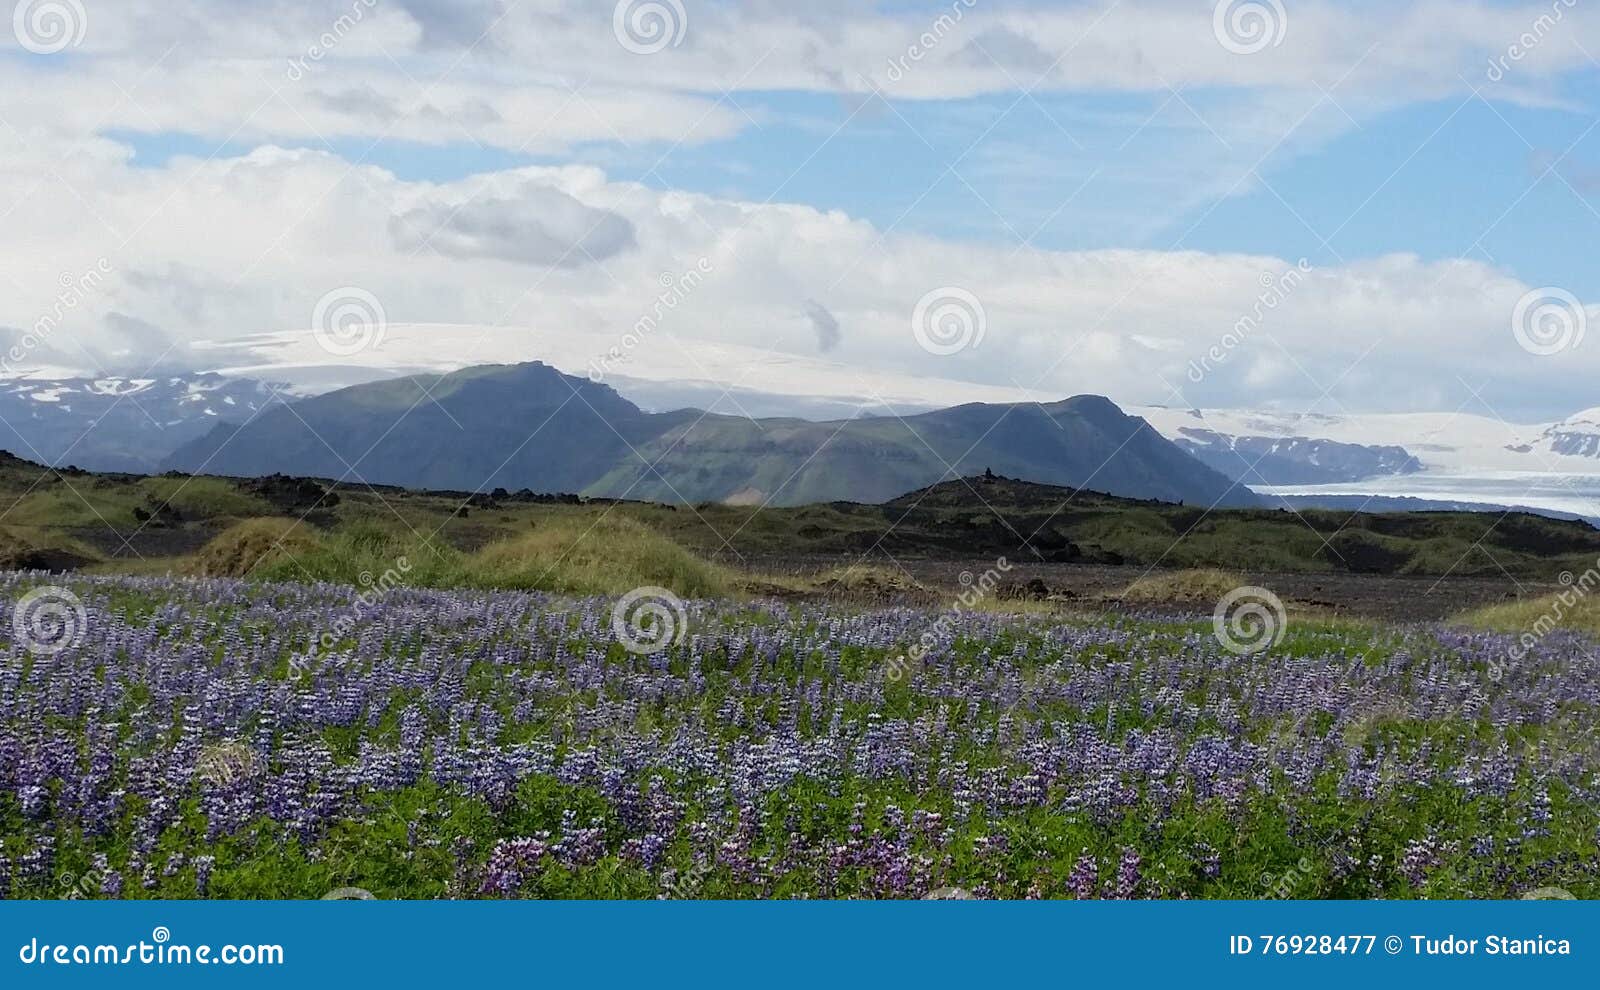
left=115, top=72, right=1600, bottom=297
left=8, top=0, right=1600, bottom=420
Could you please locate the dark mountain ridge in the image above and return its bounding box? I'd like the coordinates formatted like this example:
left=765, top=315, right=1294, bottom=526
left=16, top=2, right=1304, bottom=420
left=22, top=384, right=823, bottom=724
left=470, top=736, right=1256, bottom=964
left=164, top=361, right=1258, bottom=508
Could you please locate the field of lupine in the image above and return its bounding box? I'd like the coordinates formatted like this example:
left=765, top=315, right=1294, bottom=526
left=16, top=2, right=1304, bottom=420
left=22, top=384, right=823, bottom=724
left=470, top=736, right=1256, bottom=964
left=1, top=569, right=1597, bottom=900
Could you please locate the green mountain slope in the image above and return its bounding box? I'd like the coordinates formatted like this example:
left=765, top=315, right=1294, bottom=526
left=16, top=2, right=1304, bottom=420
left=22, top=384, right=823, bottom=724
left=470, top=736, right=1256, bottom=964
left=164, top=362, right=1257, bottom=507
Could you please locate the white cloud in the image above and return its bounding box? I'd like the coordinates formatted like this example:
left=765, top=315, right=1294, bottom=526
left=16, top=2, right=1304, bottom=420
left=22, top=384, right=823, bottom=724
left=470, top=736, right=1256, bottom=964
left=0, top=133, right=1592, bottom=418
left=2, top=0, right=1596, bottom=420
left=6, top=0, right=1597, bottom=155
left=389, top=182, right=636, bottom=266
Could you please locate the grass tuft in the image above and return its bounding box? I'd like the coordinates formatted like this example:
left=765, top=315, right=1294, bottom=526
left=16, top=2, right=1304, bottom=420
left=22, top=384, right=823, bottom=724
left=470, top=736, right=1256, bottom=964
left=463, top=514, right=732, bottom=598
left=1118, top=568, right=1246, bottom=604
left=194, top=518, right=327, bottom=578
left=1454, top=587, right=1600, bottom=638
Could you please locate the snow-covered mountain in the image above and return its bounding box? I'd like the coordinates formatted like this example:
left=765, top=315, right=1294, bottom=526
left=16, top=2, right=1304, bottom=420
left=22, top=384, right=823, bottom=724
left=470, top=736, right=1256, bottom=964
left=1133, top=405, right=1600, bottom=477
left=1522, top=407, right=1600, bottom=461
left=1132, top=404, right=1600, bottom=520
left=0, top=374, right=285, bottom=473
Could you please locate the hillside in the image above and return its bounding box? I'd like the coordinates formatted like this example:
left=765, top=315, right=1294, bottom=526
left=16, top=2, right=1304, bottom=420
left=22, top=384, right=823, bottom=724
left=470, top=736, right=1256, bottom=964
left=164, top=362, right=1256, bottom=508
left=0, top=452, right=1591, bottom=584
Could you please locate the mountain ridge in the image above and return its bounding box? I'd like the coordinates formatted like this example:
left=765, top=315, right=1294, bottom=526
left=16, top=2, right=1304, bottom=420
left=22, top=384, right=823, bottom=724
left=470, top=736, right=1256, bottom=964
left=164, top=361, right=1257, bottom=508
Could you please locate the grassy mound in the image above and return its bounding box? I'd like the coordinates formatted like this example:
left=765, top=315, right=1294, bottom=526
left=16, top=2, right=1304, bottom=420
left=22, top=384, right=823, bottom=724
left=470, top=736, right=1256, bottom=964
left=194, top=518, right=327, bottom=578
left=239, top=519, right=458, bottom=588
left=137, top=477, right=272, bottom=519
left=805, top=564, right=927, bottom=597
left=463, top=514, right=732, bottom=598
left=192, top=514, right=732, bottom=600
left=1118, top=568, right=1246, bottom=604
left=0, top=525, right=97, bottom=571
left=1454, top=587, right=1600, bottom=638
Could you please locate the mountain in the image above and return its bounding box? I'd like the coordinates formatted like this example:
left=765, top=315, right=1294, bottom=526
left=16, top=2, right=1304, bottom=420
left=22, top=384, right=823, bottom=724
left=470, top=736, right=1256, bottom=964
left=1131, top=404, right=1600, bottom=521
left=1133, top=406, right=1429, bottom=485
left=1133, top=404, right=1600, bottom=478
left=0, top=374, right=284, bottom=473
left=164, top=362, right=1256, bottom=507
left=1167, top=427, right=1422, bottom=485
left=1518, top=407, right=1600, bottom=461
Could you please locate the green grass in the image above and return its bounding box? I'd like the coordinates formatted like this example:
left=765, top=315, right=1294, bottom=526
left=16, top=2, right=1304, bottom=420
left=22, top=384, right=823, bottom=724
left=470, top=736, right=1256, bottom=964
left=1118, top=568, right=1245, bottom=604
left=461, top=514, right=734, bottom=597
left=231, top=514, right=737, bottom=599
left=137, top=477, right=272, bottom=518
left=194, top=517, right=330, bottom=578
left=1454, top=584, right=1600, bottom=637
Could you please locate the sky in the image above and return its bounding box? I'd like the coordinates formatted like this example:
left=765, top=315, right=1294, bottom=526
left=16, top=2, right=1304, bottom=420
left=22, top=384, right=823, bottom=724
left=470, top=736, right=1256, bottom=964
left=3, top=0, right=1600, bottom=422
